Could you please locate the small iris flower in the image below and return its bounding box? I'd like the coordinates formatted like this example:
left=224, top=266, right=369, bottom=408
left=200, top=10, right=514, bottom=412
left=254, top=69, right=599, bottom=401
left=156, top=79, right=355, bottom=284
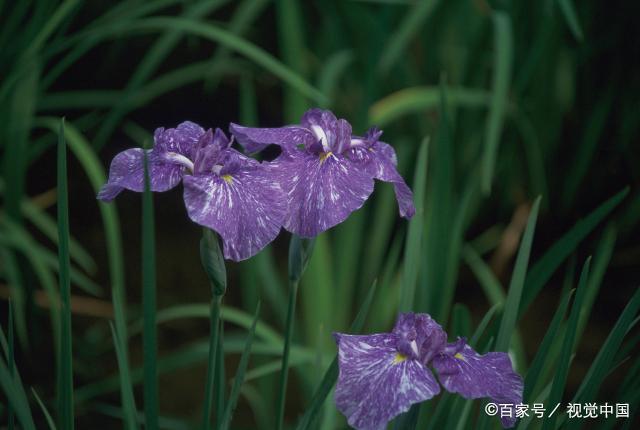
left=229, top=108, right=415, bottom=237
left=98, top=121, right=286, bottom=261
left=334, top=313, right=523, bottom=430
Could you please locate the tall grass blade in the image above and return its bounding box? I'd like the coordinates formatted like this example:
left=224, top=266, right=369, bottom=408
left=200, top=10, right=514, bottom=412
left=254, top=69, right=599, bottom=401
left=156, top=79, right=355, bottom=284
left=32, top=388, right=58, bottom=430
left=142, top=149, right=158, bottom=430
left=557, top=0, right=584, bottom=42
left=8, top=300, right=15, bottom=430
left=220, top=302, right=261, bottom=430
left=495, top=196, right=541, bottom=352
left=295, top=280, right=377, bottom=430
left=277, top=0, right=308, bottom=121
left=542, top=257, right=591, bottom=430
left=519, top=187, right=629, bottom=314
left=132, top=18, right=327, bottom=104
left=378, top=0, right=439, bottom=74
left=109, top=323, right=139, bottom=430
left=399, top=138, right=429, bottom=312
left=482, top=11, right=513, bottom=193
left=523, top=288, right=574, bottom=402
left=56, top=118, right=74, bottom=430
left=0, top=349, right=35, bottom=430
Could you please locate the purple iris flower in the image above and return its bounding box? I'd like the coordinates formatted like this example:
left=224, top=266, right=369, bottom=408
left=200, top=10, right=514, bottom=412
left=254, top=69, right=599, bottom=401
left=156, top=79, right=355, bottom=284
left=97, top=121, right=286, bottom=261
left=229, top=108, right=415, bottom=237
left=334, top=313, right=523, bottom=430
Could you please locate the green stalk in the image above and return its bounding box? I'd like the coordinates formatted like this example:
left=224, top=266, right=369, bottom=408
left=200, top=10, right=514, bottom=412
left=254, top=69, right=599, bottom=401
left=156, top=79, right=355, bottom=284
left=275, top=279, right=299, bottom=430
left=142, top=149, right=158, bottom=430
left=276, top=235, right=315, bottom=430
left=56, top=118, right=73, bottom=430
left=199, top=229, right=227, bottom=430
left=202, top=296, right=222, bottom=430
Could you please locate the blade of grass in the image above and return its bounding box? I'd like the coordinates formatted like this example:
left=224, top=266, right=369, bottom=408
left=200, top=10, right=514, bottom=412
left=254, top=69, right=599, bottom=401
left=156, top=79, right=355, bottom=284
left=557, top=0, right=584, bottom=42
left=0, top=350, right=36, bottom=430
left=399, top=138, right=429, bottom=312
left=56, top=118, right=74, bottom=430
left=462, top=244, right=505, bottom=305
left=32, top=388, right=58, bottom=430
left=495, top=196, right=541, bottom=352
left=295, top=280, right=377, bottom=430
left=369, top=86, right=492, bottom=127
left=519, top=187, right=629, bottom=314
left=142, top=149, right=158, bottom=430
left=0, top=249, right=27, bottom=349
left=277, top=0, right=308, bottom=121
left=377, top=0, right=439, bottom=74
left=8, top=300, right=15, bottom=430
left=220, top=302, right=261, bottom=430
left=482, top=11, right=513, bottom=193
left=523, top=288, right=574, bottom=402
left=109, top=323, right=139, bottom=430
left=542, top=258, right=591, bottom=430
left=132, top=17, right=326, bottom=104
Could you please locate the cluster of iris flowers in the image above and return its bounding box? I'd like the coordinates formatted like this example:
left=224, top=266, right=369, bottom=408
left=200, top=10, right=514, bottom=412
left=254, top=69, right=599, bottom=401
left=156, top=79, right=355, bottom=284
left=99, top=108, right=523, bottom=429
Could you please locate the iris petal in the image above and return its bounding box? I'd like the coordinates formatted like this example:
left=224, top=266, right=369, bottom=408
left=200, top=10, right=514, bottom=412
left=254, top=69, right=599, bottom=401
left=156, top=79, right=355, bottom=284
left=229, top=123, right=315, bottom=154
left=97, top=148, right=185, bottom=201
left=432, top=339, right=524, bottom=428
left=182, top=162, right=286, bottom=261
left=335, top=333, right=441, bottom=430
left=271, top=152, right=374, bottom=237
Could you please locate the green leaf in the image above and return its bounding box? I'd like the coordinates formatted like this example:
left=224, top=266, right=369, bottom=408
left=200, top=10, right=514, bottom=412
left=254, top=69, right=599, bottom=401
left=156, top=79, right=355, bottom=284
left=0, top=328, right=36, bottom=430
left=220, top=302, right=261, bottom=430
left=295, top=280, right=377, bottom=430
left=524, top=288, right=574, bottom=402
left=399, top=138, right=429, bottom=312
left=56, top=118, right=74, bottom=430
left=482, top=11, right=513, bottom=193
left=369, top=86, right=492, bottom=127
left=542, top=257, right=591, bottom=430
left=495, top=196, right=541, bottom=352
left=557, top=0, right=584, bottom=42
left=520, top=187, right=629, bottom=314
left=109, top=323, right=139, bottom=430
left=131, top=17, right=326, bottom=105
left=141, top=149, right=158, bottom=430
left=377, top=0, right=439, bottom=74
left=32, top=388, right=57, bottom=430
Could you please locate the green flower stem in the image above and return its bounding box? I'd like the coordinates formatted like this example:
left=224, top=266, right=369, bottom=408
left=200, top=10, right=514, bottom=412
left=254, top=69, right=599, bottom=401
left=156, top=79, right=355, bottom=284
left=275, top=278, right=300, bottom=430
left=202, top=294, right=223, bottom=430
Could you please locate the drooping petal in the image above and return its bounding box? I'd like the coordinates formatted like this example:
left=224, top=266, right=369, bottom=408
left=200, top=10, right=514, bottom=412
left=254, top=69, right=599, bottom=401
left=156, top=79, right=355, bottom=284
left=271, top=152, right=374, bottom=237
left=301, top=108, right=352, bottom=153
left=97, top=148, right=186, bottom=201
left=334, top=333, right=441, bottom=430
left=182, top=163, right=286, bottom=261
left=432, top=339, right=524, bottom=428
left=348, top=142, right=415, bottom=219
left=154, top=121, right=205, bottom=158
left=392, top=313, right=447, bottom=363
left=229, top=123, right=315, bottom=154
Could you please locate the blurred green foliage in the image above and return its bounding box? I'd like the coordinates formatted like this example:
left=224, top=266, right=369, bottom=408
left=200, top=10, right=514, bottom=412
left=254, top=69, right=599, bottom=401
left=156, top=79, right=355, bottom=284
left=0, top=0, right=638, bottom=429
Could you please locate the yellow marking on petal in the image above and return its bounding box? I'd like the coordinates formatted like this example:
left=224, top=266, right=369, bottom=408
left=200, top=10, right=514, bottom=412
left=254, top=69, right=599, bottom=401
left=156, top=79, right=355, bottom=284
left=454, top=352, right=465, bottom=361
left=319, top=151, right=333, bottom=164
left=222, top=174, right=233, bottom=184
left=393, top=353, right=407, bottom=364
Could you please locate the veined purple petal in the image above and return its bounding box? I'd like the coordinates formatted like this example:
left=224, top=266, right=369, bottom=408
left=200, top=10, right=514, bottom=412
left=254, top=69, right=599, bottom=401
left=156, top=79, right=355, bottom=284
left=154, top=121, right=205, bottom=158
left=97, top=148, right=186, bottom=201
left=349, top=142, right=415, bottom=219
left=271, top=152, right=374, bottom=237
left=182, top=164, right=286, bottom=261
left=432, top=339, right=524, bottom=428
left=301, top=108, right=352, bottom=153
left=229, top=123, right=315, bottom=154
left=335, top=333, right=441, bottom=430
left=392, top=313, right=447, bottom=364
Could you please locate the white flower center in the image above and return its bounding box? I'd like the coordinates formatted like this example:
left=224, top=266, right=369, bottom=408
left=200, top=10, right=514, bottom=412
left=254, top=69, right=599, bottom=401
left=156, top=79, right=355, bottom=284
left=310, top=124, right=330, bottom=152
left=163, top=152, right=194, bottom=172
